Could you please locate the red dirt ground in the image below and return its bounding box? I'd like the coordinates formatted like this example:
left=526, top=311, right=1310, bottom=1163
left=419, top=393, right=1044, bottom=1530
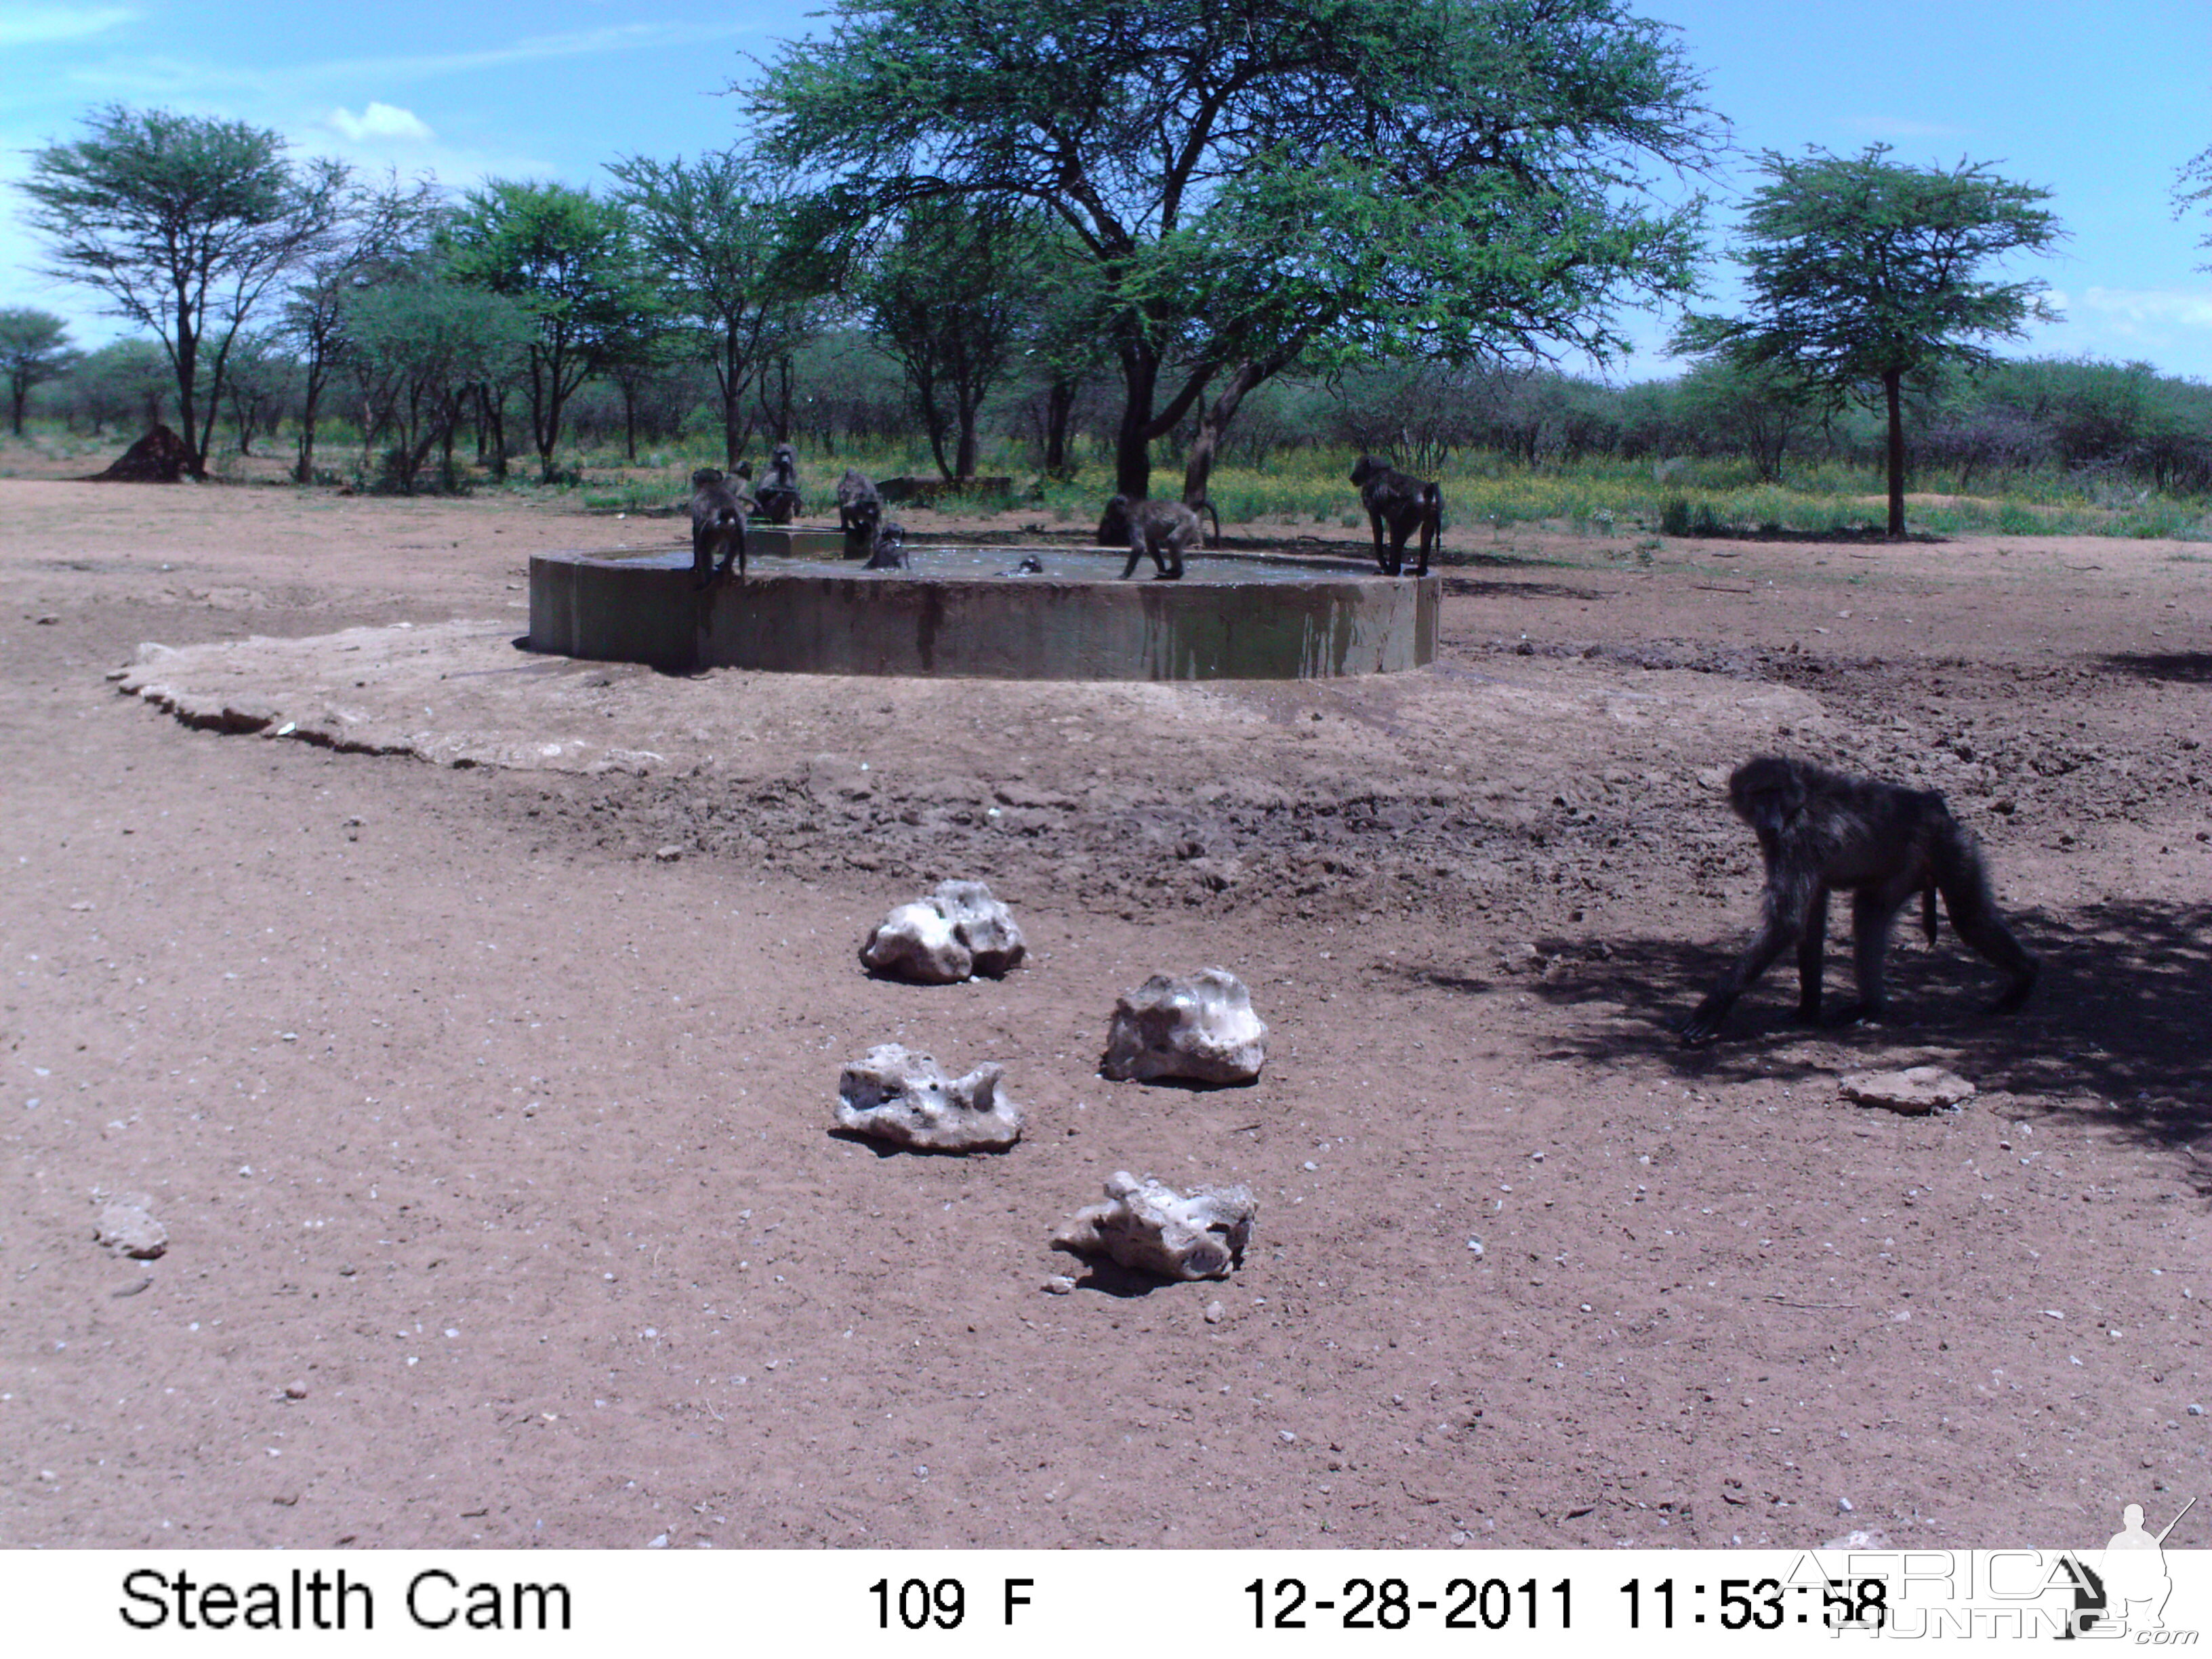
left=1, top=472, right=2205, bottom=1551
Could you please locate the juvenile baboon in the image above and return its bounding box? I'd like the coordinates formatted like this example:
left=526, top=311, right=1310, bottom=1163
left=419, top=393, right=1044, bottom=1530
left=1100, top=493, right=1221, bottom=550
left=1100, top=494, right=1201, bottom=579
left=689, top=468, right=749, bottom=588
left=862, top=518, right=907, bottom=570
left=753, top=443, right=802, bottom=524
left=837, top=467, right=883, bottom=556
left=1674, top=756, right=2039, bottom=1045
left=1349, top=454, right=1443, bottom=576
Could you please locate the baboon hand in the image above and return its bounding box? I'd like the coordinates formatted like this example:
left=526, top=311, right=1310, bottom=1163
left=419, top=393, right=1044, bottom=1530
left=1672, top=999, right=1727, bottom=1046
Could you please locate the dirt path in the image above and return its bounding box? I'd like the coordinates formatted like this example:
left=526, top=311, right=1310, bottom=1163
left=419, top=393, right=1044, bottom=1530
left=1, top=478, right=2205, bottom=1550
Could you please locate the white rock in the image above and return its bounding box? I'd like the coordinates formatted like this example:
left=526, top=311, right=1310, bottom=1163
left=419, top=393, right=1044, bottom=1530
left=859, top=879, right=1025, bottom=983
left=1840, top=1065, right=1976, bottom=1114
left=834, top=1044, right=1023, bottom=1152
left=1052, top=1171, right=1256, bottom=1281
left=92, top=1191, right=167, bottom=1260
left=1101, top=968, right=1267, bottom=1084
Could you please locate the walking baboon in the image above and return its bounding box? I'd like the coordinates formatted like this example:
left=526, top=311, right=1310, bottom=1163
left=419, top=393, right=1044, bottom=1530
left=1674, top=756, right=2039, bottom=1045
left=1349, top=454, right=1443, bottom=576
left=837, top=467, right=883, bottom=556
left=754, top=443, right=802, bottom=523
left=1101, top=494, right=1201, bottom=579
left=689, top=468, right=749, bottom=588
left=1100, top=493, right=1221, bottom=550
left=862, top=518, right=907, bottom=570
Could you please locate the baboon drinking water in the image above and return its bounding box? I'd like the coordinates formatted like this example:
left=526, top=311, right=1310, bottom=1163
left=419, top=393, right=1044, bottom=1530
left=754, top=443, right=802, bottom=524
left=1349, top=455, right=1443, bottom=576
left=1674, top=756, right=2039, bottom=1045
left=689, top=468, right=749, bottom=588
left=1099, top=494, right=1201, bottom=579
left=862, top=518, right=907, bottom=570
left=837, top=467, right=883, bottom=557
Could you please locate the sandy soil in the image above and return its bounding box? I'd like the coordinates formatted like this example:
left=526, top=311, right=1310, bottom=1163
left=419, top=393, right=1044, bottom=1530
left=0, top=471, right=2205, bottom=1552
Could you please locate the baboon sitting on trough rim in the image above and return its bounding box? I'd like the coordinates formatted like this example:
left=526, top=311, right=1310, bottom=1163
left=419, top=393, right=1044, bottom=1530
left=754, top=442, right=802, bottom=523
left=1349, top=454, right=1443, bottom=576
left=1673, top=755, right=2039, bottom=1045
left=689, top=468, right=749, bottom=588
left=837, top=467, right=883, bottom=556
left=1099, top=494, right=1202, bottom=579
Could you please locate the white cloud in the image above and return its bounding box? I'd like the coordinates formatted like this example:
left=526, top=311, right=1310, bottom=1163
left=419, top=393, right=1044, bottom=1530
left=2074, top=287, right=2212, bottom=331
left=0, top=5, right=136, bottom=48
left=327, top=102, right=434, bottom=144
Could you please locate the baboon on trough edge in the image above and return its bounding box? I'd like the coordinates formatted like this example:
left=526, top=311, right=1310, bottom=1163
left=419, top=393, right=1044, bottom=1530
left=689, top=468, right=748, bottom=588
left=1100, top=494, right=1202, bottom=579
left=1349, top=454, right=1443, bottom=576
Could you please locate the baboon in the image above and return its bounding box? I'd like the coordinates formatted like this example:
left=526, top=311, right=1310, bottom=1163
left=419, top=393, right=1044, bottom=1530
left=1349, top=454, right=1443, bottom=576
left=837, top=467, right=883, bottom=556
left=753, top=443, right=802, bottom=524
left=1100, top=494, right=1202, bottom=579
left=862, top=518, right=907, bottom=570
left=1100, top=493, right=1221, bottom=550
left=689, top=468, right=749, bottom=588
left=1674, top=756, right=2039, bottom=1045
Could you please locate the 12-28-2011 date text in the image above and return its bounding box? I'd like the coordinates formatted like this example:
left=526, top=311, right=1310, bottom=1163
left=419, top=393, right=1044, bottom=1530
left=1247, top=1576, right=1571, bottom=1631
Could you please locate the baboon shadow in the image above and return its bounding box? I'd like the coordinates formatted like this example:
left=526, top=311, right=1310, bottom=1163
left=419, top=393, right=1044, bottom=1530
left=1420, top=899, right=2212, bottom=1168
left=2099, top=651, right=2212, bottom=685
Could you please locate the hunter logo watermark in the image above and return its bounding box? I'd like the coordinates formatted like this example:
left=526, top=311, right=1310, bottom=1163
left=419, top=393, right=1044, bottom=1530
left=1806, top=1496, right=2198, bottom=1640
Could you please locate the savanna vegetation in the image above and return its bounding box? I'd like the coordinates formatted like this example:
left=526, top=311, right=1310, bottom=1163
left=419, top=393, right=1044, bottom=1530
left=6, top=3, right=2212, bottom=544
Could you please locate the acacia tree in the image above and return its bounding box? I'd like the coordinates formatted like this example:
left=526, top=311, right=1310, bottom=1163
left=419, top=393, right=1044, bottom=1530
left=1674, top=145, right=2062, bottom=539
left=282, top=171, right=443, bottom=482
left=863, top=197, right=1043, bottom=478
left=608, top=151, right=819, bottom=470
left=441, top=182, right=659, bottom=480
left=751, top=0, right=1716, bottom=504
left=0, top=309, right=79, bottom=434
left=347, top=276, right=532, bottom=491
left=2178, top=144, right=2212, bottom=268
left=19, top=104, right=343, bottom=477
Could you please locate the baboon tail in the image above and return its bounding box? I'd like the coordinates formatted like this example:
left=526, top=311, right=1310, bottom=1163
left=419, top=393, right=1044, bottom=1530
left=1199, top=498, right=1221, bottom=548
left=1930, top=815, right=2039, bottom=1006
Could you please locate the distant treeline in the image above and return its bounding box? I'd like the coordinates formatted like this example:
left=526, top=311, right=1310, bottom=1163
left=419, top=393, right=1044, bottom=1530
left=20, top=333, right=2210, bottom=498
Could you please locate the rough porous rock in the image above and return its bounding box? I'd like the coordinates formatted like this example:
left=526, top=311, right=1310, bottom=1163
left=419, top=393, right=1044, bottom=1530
left=859, top=878, right=1025, bottom=983
left=1052, top=1171, right=1256, bottom=1281
left=1840, top=1065, right=1976, bottom=1115
left=92, top=1191, right=167, bottom=1259
left=834, top=1044, right=1024, bottom=1152
left=1101, top=968, right=1267, bottom=1084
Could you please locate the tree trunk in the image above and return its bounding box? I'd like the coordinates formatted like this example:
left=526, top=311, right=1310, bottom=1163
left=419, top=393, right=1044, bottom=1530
left=294, top=365, right=325, bottom=484
left=955, top=403, right=979, bottom=479
left=1180, top=361, right=1268, bottom=514
left=1113, top=344, right=1160, bottom=499
left=1884, top=368, right=1906, bottom=540
left=1042, top=376, right=1077, bottom=477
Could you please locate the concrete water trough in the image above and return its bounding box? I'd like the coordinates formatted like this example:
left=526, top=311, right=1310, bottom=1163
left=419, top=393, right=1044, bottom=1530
left=527, top=542, right=1438, bottom=680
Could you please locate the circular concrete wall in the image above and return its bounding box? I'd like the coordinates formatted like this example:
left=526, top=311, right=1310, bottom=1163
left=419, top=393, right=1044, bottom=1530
left=528, top=546, right=1437, bottom=680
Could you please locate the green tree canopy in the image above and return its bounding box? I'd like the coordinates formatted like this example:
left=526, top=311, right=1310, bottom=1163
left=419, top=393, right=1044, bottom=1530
left=608, top=150, right=821, bottom=470
left=2177, top=144, right=2212, bottom=270
left=18, top=103, right=343, bottom=476
left=1674, top=144, right=2062, bottom=537
left=347, top=276, right=533, bottom=491
left=441, top=181, right=661, bottom=480
left=863, top=197, right=1046, bottom=478
left=750, top=0, right=1718, bottom=503
left=0, top=308, right=79, bottom=435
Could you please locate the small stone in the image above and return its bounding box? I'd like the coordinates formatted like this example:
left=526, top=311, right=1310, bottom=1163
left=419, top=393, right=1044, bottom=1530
left=2189, top=1404, right=2205, bottom=1416
left=1043, top=1275, right=1076, bottom=1295
left=1279, top=1431, right=1298, bottom=1444
left=1840, top=1065, right=1975, bottom=1115
left=653, top=844, right=683, bottom=863
left=92, top=1191, right=167, bottom=1260
left=1101, top=968, right=1267, bottom=1085
left=860, top=879, right=1025, bottom=983
left=1052, top=1171, right=1255, bottom=1281
left=647, top=1533, right=669, bottom=1549
left=1203, top=1300, right=1224, bottom=1324
left=284, top=1382, right=307, bottom=1400
left=1838, top=1497, right=1854, bottom=1513
left=834, top=1044, right=1023, bottom=1153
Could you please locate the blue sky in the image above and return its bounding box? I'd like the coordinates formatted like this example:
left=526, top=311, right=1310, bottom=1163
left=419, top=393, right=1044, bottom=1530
left=3, top=0, right=2209, bottom=382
